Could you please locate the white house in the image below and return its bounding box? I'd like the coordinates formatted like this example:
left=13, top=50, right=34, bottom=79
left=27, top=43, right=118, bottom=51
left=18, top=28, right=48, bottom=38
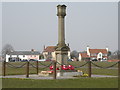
left=79, top=46, right=108, bottom=61
left=6, top=49, right=40, bottom=62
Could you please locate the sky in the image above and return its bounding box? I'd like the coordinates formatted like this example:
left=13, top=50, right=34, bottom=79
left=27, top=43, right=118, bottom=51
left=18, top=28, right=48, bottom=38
left=0, top=2, right=2, bottom=52
left=2, top=2, right=118, bottom=52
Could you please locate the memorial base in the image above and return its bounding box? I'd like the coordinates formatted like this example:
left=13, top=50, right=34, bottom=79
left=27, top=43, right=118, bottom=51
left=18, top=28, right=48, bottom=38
left=56, top=70, right=83, bottom=77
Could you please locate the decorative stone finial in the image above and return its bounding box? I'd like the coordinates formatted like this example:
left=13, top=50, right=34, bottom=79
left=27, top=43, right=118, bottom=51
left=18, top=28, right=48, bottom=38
left=57, top=5, right=67, bottom=17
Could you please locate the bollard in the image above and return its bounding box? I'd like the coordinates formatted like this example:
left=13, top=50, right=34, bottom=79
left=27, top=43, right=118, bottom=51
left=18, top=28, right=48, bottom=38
left=53, top=60, right=56, bottom=79
left=36, top=60, right=39, bottom=75
left=26, top=61, right=29, bottom=78
left=88, top=60, right=91, bottom=77
left=3, top=60, right=6, bottom=76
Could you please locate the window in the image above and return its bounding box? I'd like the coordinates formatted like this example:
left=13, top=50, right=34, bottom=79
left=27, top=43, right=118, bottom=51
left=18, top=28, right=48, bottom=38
left=48, top=52, right=51, bottom=55
left=94, top=54, right=97, bottom=56
left=99, top=54, right=102, bottom=57
left=105, top=54, right=107, bottom=56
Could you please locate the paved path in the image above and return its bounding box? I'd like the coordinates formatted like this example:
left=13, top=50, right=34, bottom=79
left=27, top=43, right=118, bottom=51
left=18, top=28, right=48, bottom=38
left=1, top=74, right=117, bottom=80
left=2, top=75, right=76, bottom=79
left=91, top=75, right=117, bottom=77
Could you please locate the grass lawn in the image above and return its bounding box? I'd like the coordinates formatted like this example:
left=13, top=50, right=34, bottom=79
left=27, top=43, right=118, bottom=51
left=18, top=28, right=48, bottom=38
left=2, top=77, right=118, bottom=88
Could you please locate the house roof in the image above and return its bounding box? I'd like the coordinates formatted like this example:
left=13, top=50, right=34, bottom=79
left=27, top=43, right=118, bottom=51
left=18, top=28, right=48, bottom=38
left=7, top=51, right=40, bottom=55
left=89, top=49, right=107, bottom=54
left=43, top=46, right=55, bottom=52
left=80, top=53, right=89, bottom=58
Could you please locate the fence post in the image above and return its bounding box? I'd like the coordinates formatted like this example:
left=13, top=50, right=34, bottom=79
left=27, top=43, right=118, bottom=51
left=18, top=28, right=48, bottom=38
left=3, top=60, right=6, bottom=76
left=36, top=60, right=39, bottom=75
left=53, top=60, right=56, bottom=79
left=118, top=61, right=120, bottom=79
left=26, top=61, right=29, bottom=78
left=88, top=60, right=91, bottom=77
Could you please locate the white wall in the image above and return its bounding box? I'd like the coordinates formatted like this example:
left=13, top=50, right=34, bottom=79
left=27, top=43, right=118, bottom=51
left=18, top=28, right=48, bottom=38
left=97, top=52, right=103, bottom=59
left=78, top=54, right=82, bottom=61
left=43, top=52, right=48, bottom=59
left=6, top=54, right=10, bottom=62
left=87, top=46, right=90, bottom=56
left=6, top=54, right=39, bottom=62
left=51, top=51, right=56, bottom=60
left=68, top=51, right=71, bottom=59
left=19, top=55, right=27, bottom=60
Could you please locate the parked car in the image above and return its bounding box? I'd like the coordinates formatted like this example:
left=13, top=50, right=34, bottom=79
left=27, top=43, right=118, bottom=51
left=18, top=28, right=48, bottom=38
left=38, top=59, right=46, bottom=62
left=91, top=59, right=97, bottom=61
left=9, top=59, right=15, bottom=62
left=21, top=59, right=28, bottom=62
left=45, top=59, right=52, bottom=61
left=68, top=59, right=73, bottom=61
left=29, top=59, right=37, bottom=61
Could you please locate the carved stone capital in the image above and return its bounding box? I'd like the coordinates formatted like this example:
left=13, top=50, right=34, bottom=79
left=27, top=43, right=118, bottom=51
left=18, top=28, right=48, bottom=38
left=57, top=5, right=66, bottom=17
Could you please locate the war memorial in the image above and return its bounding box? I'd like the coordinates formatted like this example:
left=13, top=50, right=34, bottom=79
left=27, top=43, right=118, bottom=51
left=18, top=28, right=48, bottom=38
left=2, top=4, right=120, bottom=79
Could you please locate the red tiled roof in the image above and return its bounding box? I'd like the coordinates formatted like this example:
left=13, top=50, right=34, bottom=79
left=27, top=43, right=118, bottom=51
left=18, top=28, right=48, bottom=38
left=80, top=53, right=89, bottom=58
left=44, top=46, right=55, bottom=52
left=89, top=49, right=107, bottom=54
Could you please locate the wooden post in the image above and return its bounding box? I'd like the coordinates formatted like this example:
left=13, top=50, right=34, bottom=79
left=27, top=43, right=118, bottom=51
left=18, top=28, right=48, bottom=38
left=53, top=60, right=56, bottom=79
left=118, top=61, right=120, bottom=90
left=118, top=61, right=120, bottom=79
left=3, top=60, right=6, bottom=76
left=36, top=60, right=39, bottom=75
left=26, top=61, right=29, bottom=78
left=88, top=60, right=91, bottom=77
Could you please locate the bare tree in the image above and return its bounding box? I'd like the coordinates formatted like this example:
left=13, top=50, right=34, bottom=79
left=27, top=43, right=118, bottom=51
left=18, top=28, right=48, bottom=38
left=109, top=50, right=120, bottom=60
left=70, top=50, right=79, bottom=59
left=1, top=44, right=14, bottom=60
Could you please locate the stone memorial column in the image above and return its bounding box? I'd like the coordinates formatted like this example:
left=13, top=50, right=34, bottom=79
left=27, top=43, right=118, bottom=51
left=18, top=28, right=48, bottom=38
left=55, top=5, right=70, bottom=65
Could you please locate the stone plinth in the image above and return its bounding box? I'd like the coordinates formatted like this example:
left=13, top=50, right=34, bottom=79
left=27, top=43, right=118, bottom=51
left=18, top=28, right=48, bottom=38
left=56, top=71, right=83, bottom=77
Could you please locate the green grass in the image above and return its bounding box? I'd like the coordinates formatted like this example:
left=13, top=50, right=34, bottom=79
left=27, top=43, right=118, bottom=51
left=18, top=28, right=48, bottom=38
left=4, top=61, right=118, bottom=76
left=2, top=77, right=118, bottom=88
left=5, top=61, right=50, bottom=75
left=68, top=61, right=118, bottom=68
left=75, top=68, right=118, bottom=76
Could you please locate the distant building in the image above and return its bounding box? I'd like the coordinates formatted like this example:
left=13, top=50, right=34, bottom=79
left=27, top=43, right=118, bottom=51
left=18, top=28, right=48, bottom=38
left=79, top=46, right=108, bottom=61
left=42, top=46, right=71, bottom=60
left=42, top=46, right=56, bottom=60
left=79, top=53, right=90, bottom=61
left=6, top=49, right=40, bottom=62
left=0, top=56, right=3, bottom=61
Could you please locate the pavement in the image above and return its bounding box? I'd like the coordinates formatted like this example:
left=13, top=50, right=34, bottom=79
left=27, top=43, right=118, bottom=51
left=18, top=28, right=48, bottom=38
left=1, top=74, right=117, bottom=80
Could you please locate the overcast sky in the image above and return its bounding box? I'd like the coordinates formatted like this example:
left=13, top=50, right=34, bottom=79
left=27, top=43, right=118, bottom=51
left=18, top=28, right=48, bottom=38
left=2, top=2, right=118, bottom=52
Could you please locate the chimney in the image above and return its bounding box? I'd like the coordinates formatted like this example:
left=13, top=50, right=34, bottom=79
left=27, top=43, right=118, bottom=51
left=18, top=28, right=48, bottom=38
left=44, top=45, right=46, bottom=50
left=87, top=45, right=90, bottom=56
left=67, top=43, right=69, bottom=46
left=87, top=45, right=90, bottom=51
left=106, top=47, right=108, bottom=52
left=31, top=49, right=34, bottom=51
